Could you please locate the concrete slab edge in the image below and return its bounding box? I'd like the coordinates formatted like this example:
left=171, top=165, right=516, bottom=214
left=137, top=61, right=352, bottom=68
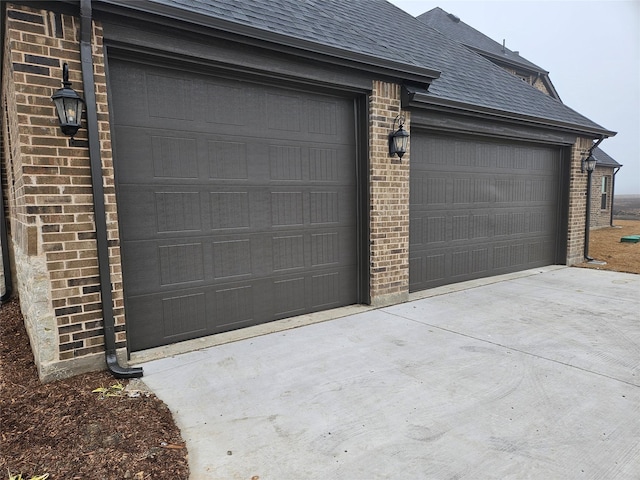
left=129, top=265, right=567, bottom=365
left=129, top=303, right=377, bottom=364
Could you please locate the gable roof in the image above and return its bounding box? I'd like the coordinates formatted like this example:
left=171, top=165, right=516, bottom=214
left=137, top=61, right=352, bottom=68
left=415, top=6, right=623, bottom=168
left=416, top=7, right=561, bottom=100
left=97, top=0, right=614, bottom=137
left=592, top=147, right=622, bottom=168
left=417, top=7, right=546, bottom=74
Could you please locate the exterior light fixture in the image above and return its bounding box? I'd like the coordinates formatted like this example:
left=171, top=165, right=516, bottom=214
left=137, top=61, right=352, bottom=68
left=583, top=152, right=598, bottom=261
left=51, top=63, right=84, bottom=137
left=389, top=114, right=409, bottom=158
left=581, top=153, right=597, bottom=173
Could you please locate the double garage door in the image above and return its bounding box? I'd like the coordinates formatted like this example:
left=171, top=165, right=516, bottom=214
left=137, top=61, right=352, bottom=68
left=409, top=131, right=563, bottom=292
left=109, top=60, right=359, bottom=351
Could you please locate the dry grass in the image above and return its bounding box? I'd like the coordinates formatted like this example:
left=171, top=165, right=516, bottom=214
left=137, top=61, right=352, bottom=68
left=577, top=219, right=640, bottom=274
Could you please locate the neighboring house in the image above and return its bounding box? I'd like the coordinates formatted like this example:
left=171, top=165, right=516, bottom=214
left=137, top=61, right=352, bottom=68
left=417, top=7, right=623, bottom=229
left=590, top=147, right=623, bottom=228
left=1, top=0, right=615, bottom=380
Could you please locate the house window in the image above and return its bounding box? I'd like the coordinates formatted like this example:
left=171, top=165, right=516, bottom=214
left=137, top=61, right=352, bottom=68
left=601, top=176, right=609, bottom=210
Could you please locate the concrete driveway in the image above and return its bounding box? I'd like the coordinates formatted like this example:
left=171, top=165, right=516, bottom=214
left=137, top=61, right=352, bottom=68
left=135, top=266, right=640, bottom=479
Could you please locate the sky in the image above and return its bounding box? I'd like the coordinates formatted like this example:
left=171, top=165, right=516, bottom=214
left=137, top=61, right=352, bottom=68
left=389, top=0, right=640, bottom=195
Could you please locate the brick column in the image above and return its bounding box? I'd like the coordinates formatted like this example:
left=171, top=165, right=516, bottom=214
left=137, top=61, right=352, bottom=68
left=1, top=3, right=124, bottom=380
left=566, top=136, right=592, bottom=265
left=369, top=81, right=410, bottom=306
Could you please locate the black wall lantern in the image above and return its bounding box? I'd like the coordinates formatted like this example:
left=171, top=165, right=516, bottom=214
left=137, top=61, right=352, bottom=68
left=51, top=63, right=85, bottom=137
left=389, top=114, right=409, bottom=159
left=581, top=153, right=597, bottom=174
left=583, top=152, right=597, bottom=261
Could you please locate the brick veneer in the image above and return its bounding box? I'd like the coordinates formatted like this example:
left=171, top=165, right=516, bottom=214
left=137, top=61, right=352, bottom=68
left=368, top=81, right=410, bottom=306
left=501, top=67, right=551, bottom=97
left=566, top=136, right=592, bottom=266
left=531, top=77, right=550, bottom=96
left=1, top=3, right=125, bottom=381
left=589, top=167, right=614, bottom=229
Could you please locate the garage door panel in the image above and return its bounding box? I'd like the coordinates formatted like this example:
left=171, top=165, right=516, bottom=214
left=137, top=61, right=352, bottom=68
left=126, top=264, right=356, bottom=351
left=117, top=187, right=207, bottom=240
left=122, top=223, right=355, bottom=296
left=411, top=174, right=558, bottom=209
left=118, top=183, right=355, bottom=241
left=411, top=208, right=557, bottom=244
left=124, top=263, right=358, bottom=353
left=410, top=133, right=561, bottom=291
left=112, top=66, right=354, bottom=144
left=410, top=234, right=557, bottom=291
left=111, top=59, right=358, bottom=350
left=115, top=128, right=354, bottom=187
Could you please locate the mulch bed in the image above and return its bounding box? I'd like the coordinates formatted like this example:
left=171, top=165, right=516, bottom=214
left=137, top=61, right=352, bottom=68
left=0, top=298, right=189, bottom=480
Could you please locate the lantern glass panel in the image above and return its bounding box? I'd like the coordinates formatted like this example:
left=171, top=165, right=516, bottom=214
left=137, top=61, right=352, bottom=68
left=64, top=98, right=79, bottom=124
left=53, top=97, right=67, bottom=124
left=393, top=129, right=409, bottom=155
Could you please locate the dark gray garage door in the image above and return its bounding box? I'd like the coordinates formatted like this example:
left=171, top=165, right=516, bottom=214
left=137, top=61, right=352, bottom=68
left=410, top=132, right=563, bottom=292
left=109, top=60, right=358, bottom=351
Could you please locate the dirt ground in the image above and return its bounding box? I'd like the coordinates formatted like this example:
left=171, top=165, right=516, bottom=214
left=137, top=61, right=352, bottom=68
left=0, top=298, right=189, bottom=480
left=577, top=219, right=640, bottom=274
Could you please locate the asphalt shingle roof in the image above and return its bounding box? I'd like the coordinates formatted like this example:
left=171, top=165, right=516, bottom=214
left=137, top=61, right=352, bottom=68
left=417, top=7, right=547, bottom=74
left=593, top=146, right=622, bottom=168
left=118, top=0, right=612, bottom=135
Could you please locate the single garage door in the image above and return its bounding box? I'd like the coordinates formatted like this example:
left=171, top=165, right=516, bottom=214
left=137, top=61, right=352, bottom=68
left=410, top=132, right=563, bottom=292
left=109, top=59, right=358, bottom=351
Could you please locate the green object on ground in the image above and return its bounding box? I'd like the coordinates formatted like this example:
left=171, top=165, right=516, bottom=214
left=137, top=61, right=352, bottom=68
left=620, top=235, right=640, bottom=243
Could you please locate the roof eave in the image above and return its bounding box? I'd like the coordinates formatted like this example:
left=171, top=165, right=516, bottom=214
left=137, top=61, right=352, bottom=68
left=597, top=162, right=623, bottom=168
left=404, top=87, right=617, bottom=139
left=467, top=48, right=563, bottom=102
left=93, top=0, right=441, bottom=86
left=466, top=46, right=548, bottom=75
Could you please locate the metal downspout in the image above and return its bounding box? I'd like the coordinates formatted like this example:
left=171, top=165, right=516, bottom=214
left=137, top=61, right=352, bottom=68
left=80, top=0, right=142, bottom=378
left=583, top=135, right=605, bottom=262
left=588, top=136, right=605, bottom=157
left=583, top=135, right=604, bottom=262
left=0, top=175, right=12, bottom=303
left=610, top=166, right=620, bottom=227
left=0, top=2, right=12, bottom=304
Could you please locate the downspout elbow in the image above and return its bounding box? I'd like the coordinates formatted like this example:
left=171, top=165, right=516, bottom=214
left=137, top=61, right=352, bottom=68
left=0, top=232, right=12, bottom=303
left=0, top=178, right=12, bottom=304
left=588, top=135, right=605, bottom=156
